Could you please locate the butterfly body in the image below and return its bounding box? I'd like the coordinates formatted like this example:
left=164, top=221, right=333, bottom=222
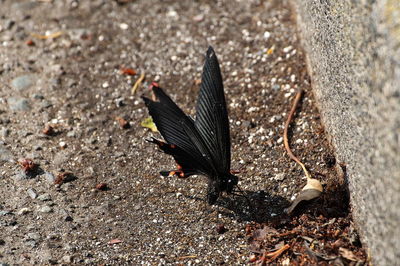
left=142, top=46, right=238, bottom=205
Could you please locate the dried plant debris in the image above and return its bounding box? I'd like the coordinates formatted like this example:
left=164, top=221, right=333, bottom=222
left=247, top=215, right=367, bottom=264
left=283, top=89, right=323, bottom=214
left=141, top=117, right=158, bottom=132
left=17, top=158, right=37, bottom=174
left=131, top=73, right=145, bottom=94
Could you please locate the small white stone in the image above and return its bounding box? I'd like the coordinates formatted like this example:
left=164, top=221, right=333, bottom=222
left=119, top=23, right=129, bottom=30
left=263, top=31, right=271, bottom=40
left=39, top=205, right=52, bottom=213
left=277, top=137, right=283, bottom=144
left=167, top=9, right=178, bottom=17
left=59, top=141, right=67, bottom=148
left=248, top=107, right=258, bottom=112
left=18, top=208, right=31, bottom=215
left=283, top=46, right=293, bottom=53
left=102, top=82, right=109, bottom=88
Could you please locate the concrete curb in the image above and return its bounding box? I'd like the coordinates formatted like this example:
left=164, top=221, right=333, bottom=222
left=291, top=0, right=400, bottom=264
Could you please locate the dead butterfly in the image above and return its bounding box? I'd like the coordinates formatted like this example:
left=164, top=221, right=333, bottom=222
left=142, top=46, right=238, bottom=204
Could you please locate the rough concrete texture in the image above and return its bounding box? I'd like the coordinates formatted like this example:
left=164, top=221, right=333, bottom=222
left=291, top=0, right=400, bottom=264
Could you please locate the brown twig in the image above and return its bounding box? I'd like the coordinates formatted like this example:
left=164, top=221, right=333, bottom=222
left=283, top=89, right=311, bottom=180
left=259, top=244, right=290, bottom=264
left=131, top=73, right=145, bottom=94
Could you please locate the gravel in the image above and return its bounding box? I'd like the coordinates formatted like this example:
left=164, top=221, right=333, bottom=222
left=0, top=0, right=365, bottom=264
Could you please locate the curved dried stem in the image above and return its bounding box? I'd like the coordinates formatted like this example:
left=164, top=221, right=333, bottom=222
left=283, top=89, right=311, bottom=180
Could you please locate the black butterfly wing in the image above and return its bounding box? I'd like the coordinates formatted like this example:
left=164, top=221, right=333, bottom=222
left=147, top=138, right=203, bottom=178
left=195, top=47, right=231, bottom=174
left=142, top=84, right=217, bottom=177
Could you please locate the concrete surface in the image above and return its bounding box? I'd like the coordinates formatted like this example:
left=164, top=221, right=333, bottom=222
left=291, top=0, right=400, bottom=264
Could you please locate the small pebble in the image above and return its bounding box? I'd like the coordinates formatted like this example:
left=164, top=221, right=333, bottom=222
left=44, top=172, right=56, bottom=183
left=115, top=97, right=125, bottom=107
left=26, top=232, right=40, bottom=241
left=12, top=172, right=28, bottom=181
left=62, top=255, right=72, bottom=263
left=7, top=97, right=31, bottom=111
left=66, top=131, right=76, bottom=138
left=59, top=141, right=67, bottom=149
left=273, top=173, right=285, bottom=181
left=27, top=188, right=37, bottom=199
left=32, top=94, right=44, bottom=100
left=0, top=144, right=13, bottom=162
left=119, top=23, right=129, bottom=30
left=18, top=207, right=31, bottom=215
left=283, top=46, right=292, bottom=53
left=37, top=194, right=51, bottom=201
left=38, top=205, right=52, bottom=213
left=11, top=74, right=36, bottom=91
left=272, top=84, right=280, bottom=91
left=0, top=211, right=11, bottom=216
left=1, top=127, right=10, bottom=138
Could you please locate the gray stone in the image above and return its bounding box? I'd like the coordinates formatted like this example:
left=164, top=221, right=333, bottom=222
left=7, top=97, right=31, bottom=111
left=4, top=20, right=15, bottom=30
left=37, top=194, right=51, bottom=201
left=32, top=94, right=44, bottom=100
left=0, top=211, right=11, bottom=216
left=10, top=74, right=36, bottom=91
left=43, top=172, right=56, bottom=183
left=62, top=255, right=72, bottom=263
left=26, top=232, right=41, bottom=241
left=12, top=172, right=28, bottom=181
left=272, top=173, right=285, bottom=181
left=18, top=207, right=31, bottom=215
left=0, top=144, right=13, bottom=162
left=40, top=100, right=53, bottom=108
left=271, top=84, right=280, bottom=91
left=291, top=0, right=400, bottom=264
left=38, top=205, right=52, bottom=213
left=27, top=188, right=38, bottom=199
left=0, top=127, right=10, bottom=138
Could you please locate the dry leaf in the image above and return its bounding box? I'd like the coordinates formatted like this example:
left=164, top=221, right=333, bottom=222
left=108, top=239, right=123, bottom=245
left=141, top=117, right=158, bottom=132
left=31, top=31, right=63, bottom=39
left=303, top=178, right=323, bottom=192
left=120, top=68, right=137, bottom=76
left=339, top=247, right=360, bottom=261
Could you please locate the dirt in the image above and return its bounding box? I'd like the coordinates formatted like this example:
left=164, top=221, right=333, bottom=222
left=0, top=0, right=367, bottom=265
